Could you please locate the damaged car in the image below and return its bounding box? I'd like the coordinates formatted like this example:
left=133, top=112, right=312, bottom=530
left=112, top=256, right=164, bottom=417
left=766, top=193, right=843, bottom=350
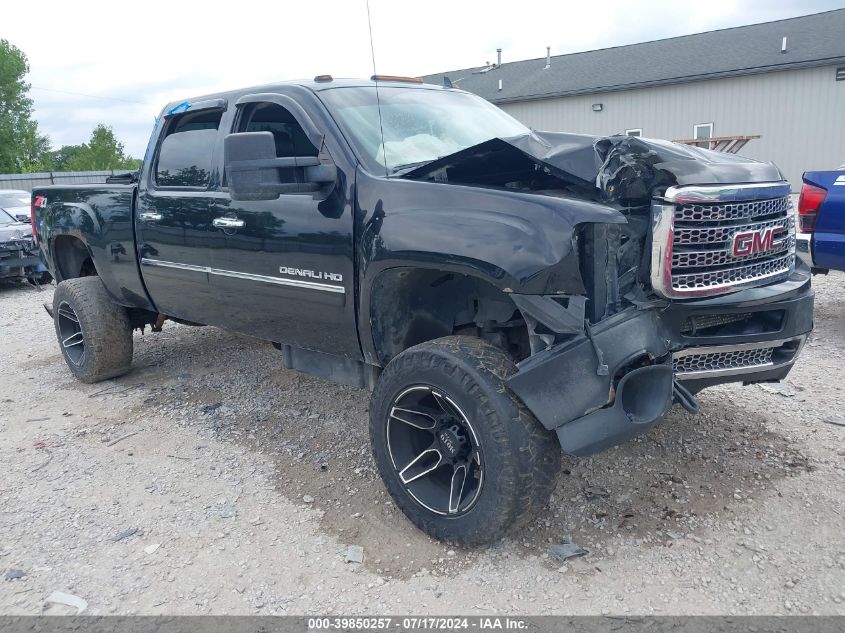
left=32, top=77, right=813, bottom=544
left=1, top=206, right=50, bottom=284
left=0, top=190, right=33, bottom=223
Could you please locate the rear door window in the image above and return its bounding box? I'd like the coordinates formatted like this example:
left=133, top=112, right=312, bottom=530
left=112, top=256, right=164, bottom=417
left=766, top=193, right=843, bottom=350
left=155, top=110, right=222, bottom=187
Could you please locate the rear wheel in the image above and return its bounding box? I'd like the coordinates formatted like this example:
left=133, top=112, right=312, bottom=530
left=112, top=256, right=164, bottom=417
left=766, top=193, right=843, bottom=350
left=52, top=277, right=133, bottom=383
left=369, top=336, right=561, bottom=545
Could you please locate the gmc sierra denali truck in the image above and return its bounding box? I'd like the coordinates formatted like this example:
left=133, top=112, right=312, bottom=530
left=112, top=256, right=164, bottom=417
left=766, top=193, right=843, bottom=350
left=33, top=77, right=814, bottom=545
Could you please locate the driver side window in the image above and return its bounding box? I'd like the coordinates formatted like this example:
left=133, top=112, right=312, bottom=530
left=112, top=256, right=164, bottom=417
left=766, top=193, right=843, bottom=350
left=232, top=102, right=319, bottom=186
left=240, top=103, right=318, bottom=158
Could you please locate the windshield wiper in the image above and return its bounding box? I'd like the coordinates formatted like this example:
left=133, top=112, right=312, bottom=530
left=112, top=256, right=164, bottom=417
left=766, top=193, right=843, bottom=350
left=390, top=159, right=438, bottom=174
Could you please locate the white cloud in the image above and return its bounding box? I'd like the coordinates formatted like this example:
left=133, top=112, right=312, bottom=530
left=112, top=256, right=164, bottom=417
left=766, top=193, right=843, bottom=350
left=3, top=0, right=840, bottom=157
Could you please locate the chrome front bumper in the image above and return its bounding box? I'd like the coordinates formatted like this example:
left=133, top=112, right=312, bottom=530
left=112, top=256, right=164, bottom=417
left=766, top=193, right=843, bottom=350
left=795, top=231, right=814, bottom=268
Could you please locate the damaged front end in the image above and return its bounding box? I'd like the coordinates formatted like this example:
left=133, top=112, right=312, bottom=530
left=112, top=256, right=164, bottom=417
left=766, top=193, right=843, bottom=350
left=507, top=305, right=676, bottom=456
left=0, top=225, right=48, bottom=284
left=400, top=130, right=807, bottom=456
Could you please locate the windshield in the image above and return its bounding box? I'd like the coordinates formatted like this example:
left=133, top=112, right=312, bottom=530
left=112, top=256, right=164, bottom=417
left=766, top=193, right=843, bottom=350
left=0, top=209, right=18, bottom=226
left=0, top=195, right=29, bottom=208
left=319, top=86, right=529, bottom=174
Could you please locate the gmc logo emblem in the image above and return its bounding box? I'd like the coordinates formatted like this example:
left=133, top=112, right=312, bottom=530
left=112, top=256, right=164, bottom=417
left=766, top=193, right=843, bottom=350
left=732, top=227, right=783, bottom=257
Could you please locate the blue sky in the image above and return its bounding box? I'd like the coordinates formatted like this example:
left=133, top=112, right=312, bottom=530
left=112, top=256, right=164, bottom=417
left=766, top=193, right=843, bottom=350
left=3, top=0, right=843, bottom=158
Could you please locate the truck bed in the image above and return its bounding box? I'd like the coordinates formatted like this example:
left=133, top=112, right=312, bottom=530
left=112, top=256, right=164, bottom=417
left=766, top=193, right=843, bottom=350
left=32, top=183, right=154, bottom=310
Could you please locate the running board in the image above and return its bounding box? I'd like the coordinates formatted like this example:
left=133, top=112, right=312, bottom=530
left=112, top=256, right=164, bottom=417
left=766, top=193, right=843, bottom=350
left=278, top=343, right=380, bottom=390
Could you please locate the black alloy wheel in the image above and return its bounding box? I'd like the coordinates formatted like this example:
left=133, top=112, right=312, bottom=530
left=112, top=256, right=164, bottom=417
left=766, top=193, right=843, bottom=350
left=386, top=385, right=484, bottom=516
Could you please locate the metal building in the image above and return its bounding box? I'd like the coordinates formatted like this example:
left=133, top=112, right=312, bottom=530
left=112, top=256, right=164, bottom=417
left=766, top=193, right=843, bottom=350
left=423, top=9, right=845, bottom=189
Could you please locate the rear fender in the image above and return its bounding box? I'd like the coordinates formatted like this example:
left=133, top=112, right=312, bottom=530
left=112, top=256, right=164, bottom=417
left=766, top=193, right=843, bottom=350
left=36, top=186, right=154, bottom=310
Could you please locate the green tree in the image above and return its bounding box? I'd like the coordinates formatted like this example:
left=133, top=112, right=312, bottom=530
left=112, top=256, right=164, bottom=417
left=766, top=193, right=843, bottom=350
left=0, top=39, right=51, bottom=172
left=47, top=144, right=85, bottom=171
left=66, top=124, right=141, bottom=171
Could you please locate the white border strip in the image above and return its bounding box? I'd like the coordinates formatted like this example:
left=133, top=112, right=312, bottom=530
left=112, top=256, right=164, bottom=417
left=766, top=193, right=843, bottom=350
left=140, top=258, right=345, bottom=294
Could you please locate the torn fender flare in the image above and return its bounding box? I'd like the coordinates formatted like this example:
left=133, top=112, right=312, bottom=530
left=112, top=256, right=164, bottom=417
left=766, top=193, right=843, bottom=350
left=509, top=294, right=586, bottom=334
left=507, top=308, right=672, bottom=454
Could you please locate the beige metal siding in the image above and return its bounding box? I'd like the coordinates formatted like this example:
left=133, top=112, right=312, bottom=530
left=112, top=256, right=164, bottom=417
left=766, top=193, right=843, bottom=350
left=0, top=170, right=132, bottom=191
left=499, top=65, right=845, bottom=189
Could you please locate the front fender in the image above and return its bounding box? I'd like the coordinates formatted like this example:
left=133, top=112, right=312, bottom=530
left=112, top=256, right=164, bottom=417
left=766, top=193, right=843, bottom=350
left=357, top=171, right=625, bottom=297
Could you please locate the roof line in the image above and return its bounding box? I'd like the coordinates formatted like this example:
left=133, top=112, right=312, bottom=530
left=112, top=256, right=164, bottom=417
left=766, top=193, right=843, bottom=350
left=484, top=56, right=845, bottom=103
left=423, top=8, right=845, bottom=78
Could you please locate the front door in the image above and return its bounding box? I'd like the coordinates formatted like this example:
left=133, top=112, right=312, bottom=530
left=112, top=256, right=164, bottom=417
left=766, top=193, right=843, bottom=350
left=136, top=106, right=224, bottom=323
left=208, top=96, right=359, bottom=357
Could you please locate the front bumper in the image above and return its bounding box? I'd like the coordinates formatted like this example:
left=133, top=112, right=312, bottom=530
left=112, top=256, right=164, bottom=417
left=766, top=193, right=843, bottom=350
left=507, top=269, right=814, bottom=456
left=796, top=231, right=814, bottom=268
left=0, top=242, right=47, bottom=280
left=659, top=265, right=813, bottom=392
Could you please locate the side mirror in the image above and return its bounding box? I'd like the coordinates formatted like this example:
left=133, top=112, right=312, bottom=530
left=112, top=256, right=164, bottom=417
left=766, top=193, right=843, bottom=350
left=224, top=131, right=336, bottom=201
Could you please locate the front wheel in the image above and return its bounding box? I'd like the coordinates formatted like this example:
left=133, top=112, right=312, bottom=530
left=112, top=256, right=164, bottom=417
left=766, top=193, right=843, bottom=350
left=52, top=277, right=134, bottom=383
left=369, top=336, right=561, bottom=545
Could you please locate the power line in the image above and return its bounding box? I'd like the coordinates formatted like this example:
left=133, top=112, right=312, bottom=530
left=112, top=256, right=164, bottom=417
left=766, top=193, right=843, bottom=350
left=31, top=86, right=154, bottom=106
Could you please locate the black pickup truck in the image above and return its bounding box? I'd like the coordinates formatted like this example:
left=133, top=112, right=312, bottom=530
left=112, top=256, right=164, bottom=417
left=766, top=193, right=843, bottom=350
left=33, top=77, right=813, bottom=544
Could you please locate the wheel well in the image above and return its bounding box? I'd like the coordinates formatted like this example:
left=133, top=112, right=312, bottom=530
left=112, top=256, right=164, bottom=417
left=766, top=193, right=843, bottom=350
left=368, top=269, right=529, bottom=365
left=53, top=235, right=97, bottom=281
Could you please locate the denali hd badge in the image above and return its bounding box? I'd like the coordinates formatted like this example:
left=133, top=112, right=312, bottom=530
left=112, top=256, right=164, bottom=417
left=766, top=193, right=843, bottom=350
left=731, top=226, right=784, bottom=257
left=279, top=266, right=342, bottom=283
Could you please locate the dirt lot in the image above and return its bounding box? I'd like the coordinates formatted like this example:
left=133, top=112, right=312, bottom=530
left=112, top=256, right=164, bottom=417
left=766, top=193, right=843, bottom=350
left=1, top=273, right=843, bottom=615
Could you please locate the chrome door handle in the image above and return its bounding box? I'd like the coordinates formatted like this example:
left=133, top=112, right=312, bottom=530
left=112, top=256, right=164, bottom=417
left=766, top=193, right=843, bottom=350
left=213, top=217, right=245, bottom=229
left=139, top=212, right=163, bottom=222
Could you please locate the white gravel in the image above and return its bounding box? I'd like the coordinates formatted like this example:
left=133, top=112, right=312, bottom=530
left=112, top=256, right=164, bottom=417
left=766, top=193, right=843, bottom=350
left=0, top=273, right=843, bottom=615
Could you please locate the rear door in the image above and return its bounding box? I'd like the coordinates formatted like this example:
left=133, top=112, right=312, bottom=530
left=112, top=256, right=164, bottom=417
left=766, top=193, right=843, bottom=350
left=208, top=93, right=359, bottom=356
left=135, top=102, right=225, bottom=323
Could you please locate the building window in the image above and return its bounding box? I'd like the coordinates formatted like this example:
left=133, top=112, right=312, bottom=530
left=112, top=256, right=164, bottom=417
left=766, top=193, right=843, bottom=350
left=694, top=123, right=713, bottom=139
left=693, top=122, right=714, bottom=148
left=625, top=128, right=642, bottom=137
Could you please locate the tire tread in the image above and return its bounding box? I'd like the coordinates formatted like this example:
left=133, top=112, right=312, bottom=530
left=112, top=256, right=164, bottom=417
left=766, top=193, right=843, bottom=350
left=53, top=277, right=133, bottom=383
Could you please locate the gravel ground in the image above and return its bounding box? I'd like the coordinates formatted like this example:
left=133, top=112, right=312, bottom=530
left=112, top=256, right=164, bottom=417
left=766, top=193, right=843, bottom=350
left=0, top=273, right=843, bottom=615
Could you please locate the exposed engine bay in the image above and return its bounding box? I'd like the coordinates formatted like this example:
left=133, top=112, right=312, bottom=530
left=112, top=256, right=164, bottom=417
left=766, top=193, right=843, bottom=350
left=400, top=131, right=784, bottom=325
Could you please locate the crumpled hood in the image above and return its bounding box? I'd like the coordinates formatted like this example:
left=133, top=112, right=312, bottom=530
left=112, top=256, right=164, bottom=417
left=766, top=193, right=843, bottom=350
left=404, top=131, right=785, bottom=206
left=0, top=222, right=33, bottom=246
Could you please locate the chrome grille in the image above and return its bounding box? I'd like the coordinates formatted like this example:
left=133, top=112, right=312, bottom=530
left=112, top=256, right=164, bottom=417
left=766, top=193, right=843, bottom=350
left=672, top=236, right=794, bottom=268
left=672, top=336, right=805, bottom=380
left=673, top=347, right=774, bottom=374
left=651, top=183, right=795, bottom=299
left=674, top=196, right=791, bottom=223
left=672, top=217, right=793, bottom=246
left=672, top=254, right=796, bottom=291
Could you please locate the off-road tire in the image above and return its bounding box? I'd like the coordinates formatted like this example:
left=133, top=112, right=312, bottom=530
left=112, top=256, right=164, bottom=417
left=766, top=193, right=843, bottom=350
left=369, top=336, right=561, bottom=545
left=52, top=277, right=133, bottom=383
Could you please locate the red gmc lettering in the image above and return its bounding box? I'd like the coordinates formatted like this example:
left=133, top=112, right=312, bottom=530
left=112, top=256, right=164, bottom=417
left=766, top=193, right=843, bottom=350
left=732, top=227, right=780, bottom=257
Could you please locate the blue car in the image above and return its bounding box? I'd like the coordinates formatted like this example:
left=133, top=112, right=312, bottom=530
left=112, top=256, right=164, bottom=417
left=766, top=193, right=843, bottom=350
left=797, top=165, right=845, bottom=272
